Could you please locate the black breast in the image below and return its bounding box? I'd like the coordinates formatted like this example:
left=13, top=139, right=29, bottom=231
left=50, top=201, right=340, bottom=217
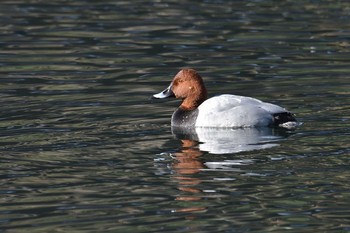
left=171, top=108, right=199, bottom=127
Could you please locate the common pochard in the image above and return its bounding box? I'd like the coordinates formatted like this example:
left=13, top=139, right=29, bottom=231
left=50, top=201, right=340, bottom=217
left=153, top=69, right=298, bottom=129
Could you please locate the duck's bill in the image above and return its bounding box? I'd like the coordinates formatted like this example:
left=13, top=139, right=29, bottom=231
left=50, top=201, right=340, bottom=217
left=152, top=86, right=175, bottom=99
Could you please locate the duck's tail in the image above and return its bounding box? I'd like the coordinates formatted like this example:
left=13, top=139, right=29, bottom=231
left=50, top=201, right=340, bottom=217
left=273, top=112, right=299, bottom=129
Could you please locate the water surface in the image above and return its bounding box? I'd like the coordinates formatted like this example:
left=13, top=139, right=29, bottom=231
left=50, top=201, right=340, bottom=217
left=0, top=0, right=349, bottom=232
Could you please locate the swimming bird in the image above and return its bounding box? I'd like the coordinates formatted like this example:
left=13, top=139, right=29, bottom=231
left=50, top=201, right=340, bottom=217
left=153, top=69, right=298, bottom=129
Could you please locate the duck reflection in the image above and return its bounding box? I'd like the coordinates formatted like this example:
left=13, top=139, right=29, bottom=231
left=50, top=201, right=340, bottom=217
left=169, top=127, right=292, bottom=213
left=172, top=126, right=289, bottom=154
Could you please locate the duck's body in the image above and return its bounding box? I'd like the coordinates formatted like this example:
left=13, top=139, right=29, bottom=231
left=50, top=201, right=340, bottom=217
left=153, top=69, right=298, bottom=129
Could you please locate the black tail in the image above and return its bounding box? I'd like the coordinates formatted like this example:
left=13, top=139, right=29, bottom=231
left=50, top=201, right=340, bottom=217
left=273, top=112, right=297, bottom=126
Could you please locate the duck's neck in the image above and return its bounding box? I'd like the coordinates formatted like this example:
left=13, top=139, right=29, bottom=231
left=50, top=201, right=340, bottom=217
left=180, top=91, right=207, bottom=111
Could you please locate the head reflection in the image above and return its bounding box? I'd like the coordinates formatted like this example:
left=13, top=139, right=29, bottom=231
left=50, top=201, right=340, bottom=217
left=172, top=139, right=205, bottom=212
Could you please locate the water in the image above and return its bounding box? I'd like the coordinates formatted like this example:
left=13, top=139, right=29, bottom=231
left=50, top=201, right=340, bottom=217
left=0, top=0, right=349, bottom=232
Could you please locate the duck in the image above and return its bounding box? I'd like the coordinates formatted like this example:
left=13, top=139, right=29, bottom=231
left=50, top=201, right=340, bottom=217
left=152, top=68, right=298, bottom=129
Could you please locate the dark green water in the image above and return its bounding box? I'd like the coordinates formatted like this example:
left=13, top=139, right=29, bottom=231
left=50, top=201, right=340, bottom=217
left=0, top=0, right=349, bottom=232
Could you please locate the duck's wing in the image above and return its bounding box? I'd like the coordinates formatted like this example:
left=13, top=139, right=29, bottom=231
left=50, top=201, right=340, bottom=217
left=196, top=94, right=290, bottom=128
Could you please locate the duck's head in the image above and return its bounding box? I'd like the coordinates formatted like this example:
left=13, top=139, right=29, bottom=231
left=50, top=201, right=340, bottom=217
left=153, top=69, right=208, bottom=110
